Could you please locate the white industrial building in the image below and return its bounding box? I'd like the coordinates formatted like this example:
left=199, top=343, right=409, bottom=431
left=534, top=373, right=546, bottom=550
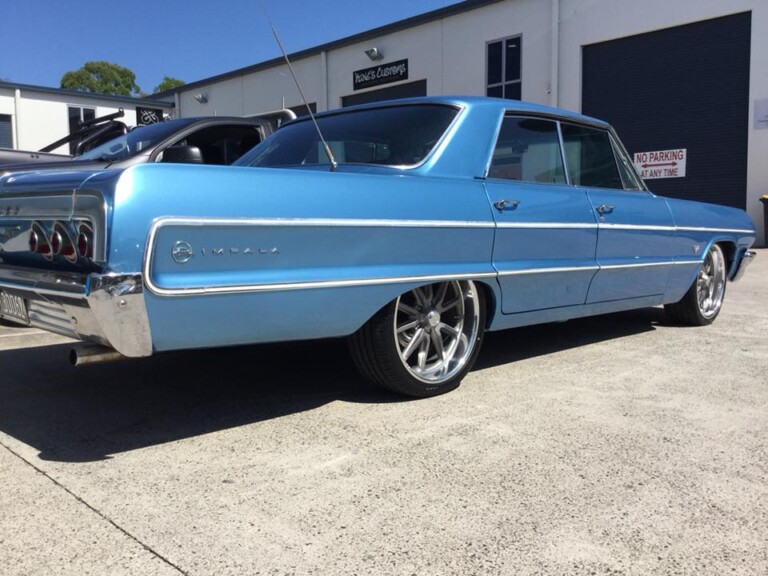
left=0, top=82, right=173, bottom=153
left=162, top=0, right=767, bottom=245
left=2, top=0, right=766, bottom=244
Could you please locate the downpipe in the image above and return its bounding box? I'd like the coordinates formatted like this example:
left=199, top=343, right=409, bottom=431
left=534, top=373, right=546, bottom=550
left=69, top=344, right=126, bottom=366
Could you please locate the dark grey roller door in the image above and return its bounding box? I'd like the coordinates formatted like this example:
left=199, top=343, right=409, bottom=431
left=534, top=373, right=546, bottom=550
left=582, top=12, right=751, bottom=209
left=342, top=80, right=426, bottom=107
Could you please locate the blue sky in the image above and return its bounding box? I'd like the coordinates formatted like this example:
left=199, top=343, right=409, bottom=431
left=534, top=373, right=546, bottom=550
left=1, top=0, right=461, bottom=93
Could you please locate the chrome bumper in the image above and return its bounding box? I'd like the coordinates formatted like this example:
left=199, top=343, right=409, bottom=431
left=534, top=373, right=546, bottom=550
left=731, top=250, right=756, bottom=282
left=0, top=266, right=152, bottom=357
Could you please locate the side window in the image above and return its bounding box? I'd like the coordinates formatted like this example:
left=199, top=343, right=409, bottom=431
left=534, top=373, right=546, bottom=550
left=488, top=117, right=566, bottom=184
left=561, top=124, right=623, bottom=189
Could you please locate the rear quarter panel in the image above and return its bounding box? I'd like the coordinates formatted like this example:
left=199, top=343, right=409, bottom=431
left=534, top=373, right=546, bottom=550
left=104, top=163, right=497, bottom=351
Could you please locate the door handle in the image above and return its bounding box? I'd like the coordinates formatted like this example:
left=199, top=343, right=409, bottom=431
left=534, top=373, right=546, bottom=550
left=494, top=199, right=520, bottom=211
left=596, top=204, right=615, bottom=216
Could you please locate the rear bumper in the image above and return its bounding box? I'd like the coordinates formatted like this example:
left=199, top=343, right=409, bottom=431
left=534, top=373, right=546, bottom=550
left=0, top=266, right=152, bottom=357
left=731, top=250, right=756, bottom=282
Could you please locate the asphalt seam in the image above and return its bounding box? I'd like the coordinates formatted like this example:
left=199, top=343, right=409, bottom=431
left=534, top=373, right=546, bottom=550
left=0, top=440, right=190, bottom=576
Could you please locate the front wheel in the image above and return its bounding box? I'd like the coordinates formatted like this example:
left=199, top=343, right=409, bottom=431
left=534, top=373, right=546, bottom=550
left=350, top=280, right=486, bottom=397
left=665, top=243, right=727, bottom=326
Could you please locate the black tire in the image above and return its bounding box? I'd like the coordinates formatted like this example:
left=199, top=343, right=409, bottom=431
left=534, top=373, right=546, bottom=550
left=665, top=243, right=727, bottom=326
left=349, top=280, right=486, bottom=398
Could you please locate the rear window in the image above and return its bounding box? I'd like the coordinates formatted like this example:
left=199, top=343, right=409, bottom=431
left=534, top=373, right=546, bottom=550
left=236, top=104, right=458, bottom=168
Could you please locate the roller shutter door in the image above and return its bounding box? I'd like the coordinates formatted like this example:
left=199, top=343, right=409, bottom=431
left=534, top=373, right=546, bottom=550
left=582, top=12, right=751, bottom=209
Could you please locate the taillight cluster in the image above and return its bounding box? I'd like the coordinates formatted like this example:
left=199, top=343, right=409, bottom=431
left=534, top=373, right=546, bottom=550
left=28, top=221, right=94, bottom=262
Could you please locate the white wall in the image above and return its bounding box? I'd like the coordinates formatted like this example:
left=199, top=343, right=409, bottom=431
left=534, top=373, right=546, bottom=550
left=0, top=89, right=173, bottom=154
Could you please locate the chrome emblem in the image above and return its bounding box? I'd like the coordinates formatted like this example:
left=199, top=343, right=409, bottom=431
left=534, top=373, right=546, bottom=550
left=693, top=244, right=701, bottom=256
left=171, top=241, right=194, bottom=264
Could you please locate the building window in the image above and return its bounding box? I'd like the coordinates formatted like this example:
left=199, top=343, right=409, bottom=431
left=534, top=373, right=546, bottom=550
left=68, top=106, right=96, bottom=154
left=487, top=36, right=522, bottom=100
left=0, top=115, right=12, bottom=148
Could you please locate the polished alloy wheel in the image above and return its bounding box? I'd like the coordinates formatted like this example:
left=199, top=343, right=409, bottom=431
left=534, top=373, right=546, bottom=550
left=393, top=280, right=480, bottom=384
left=696, top=244, right=726, bottom=319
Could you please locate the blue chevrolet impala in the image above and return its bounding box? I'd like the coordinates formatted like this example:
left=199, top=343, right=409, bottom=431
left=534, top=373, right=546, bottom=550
left=0, top=97, right=757, bottom=397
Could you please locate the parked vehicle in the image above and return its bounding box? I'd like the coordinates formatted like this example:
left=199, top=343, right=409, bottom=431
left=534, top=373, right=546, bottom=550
left=0, top=97, right=756, bottom=397
left=0, top=109, right=130, bottom=166
left=0, top=110, right=293, bottom=178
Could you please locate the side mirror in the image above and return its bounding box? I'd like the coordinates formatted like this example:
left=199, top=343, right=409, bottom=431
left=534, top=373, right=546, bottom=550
left=161, top=145, right=203, bottom=164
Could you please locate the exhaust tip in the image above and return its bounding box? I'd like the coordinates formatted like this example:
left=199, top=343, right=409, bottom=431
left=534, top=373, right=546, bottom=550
left=70, top=344, right=126, bottom=367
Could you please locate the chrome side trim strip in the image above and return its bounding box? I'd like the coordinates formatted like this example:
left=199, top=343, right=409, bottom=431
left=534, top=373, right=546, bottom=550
left=149, top=216, right=496, bottom=230
left=599, top=223, right=673, bottom=232
left=675, top=225, right=755, bottom=234
left=495, top=222, right=754, bottom=234
left=145, top=271, right=498, bottom=297
left=498, top=265, right=599, bottom=276
left=599, top=260, right=700, bottom=271
left=496, top=222, right=598, bottom=230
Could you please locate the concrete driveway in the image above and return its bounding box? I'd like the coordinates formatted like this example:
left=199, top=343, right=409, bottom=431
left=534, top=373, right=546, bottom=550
left=1, top=250, right=766, bottom=576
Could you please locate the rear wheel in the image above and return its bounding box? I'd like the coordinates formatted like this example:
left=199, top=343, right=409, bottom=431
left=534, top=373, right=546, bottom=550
left=350, top=280, right=485, bottom=397
left=665, top=243, right=727, bottom=326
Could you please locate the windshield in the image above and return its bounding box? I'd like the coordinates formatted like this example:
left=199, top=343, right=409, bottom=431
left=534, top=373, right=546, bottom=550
left=236, top=104, right=459, bottom=168
left=77, top=119, right=199, bottom=162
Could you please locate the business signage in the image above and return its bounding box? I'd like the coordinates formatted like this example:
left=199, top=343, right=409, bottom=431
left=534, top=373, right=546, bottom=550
left=633, top=148, right=687, bottom=179
left=353, top=59, right=408, bottom=91
left=136, top=106, right=164, bottom=125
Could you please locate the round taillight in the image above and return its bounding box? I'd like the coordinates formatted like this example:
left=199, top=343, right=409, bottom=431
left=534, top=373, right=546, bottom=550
left=29, top=223, right=52, bottom=259
left=77, top=225, right=93, bottom=259
left=51, top=230, right=63, bottom=254
left=29, top=230, right=39, bottom=253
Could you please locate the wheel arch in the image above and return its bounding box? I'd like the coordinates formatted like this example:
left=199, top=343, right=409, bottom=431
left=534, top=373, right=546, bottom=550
left=710, top=238, right=738, bottom=279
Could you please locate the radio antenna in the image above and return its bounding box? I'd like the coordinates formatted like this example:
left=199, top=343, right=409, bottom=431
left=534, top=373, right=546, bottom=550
left=258, top=0, right=338, bottom=171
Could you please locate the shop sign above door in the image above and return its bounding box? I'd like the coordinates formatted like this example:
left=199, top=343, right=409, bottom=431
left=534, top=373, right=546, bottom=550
left=353, top=59, right=408, bottom=91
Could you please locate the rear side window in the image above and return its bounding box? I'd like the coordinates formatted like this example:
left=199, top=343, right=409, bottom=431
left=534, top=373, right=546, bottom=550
left=488, top=117, right=566, bottom=184
left=561, top=124, right=623, bottom=189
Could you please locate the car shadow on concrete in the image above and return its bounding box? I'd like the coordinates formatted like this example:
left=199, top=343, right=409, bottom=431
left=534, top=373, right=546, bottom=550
left=0, top=307, right=664, bottom=463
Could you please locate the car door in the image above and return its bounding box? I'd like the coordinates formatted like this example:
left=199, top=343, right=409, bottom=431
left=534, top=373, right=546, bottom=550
left=484, top=115, right=598, bottom=314
left=560, top=123, right=677, bottom=303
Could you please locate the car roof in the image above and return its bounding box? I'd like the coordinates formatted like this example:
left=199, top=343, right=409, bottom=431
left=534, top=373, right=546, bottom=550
left=307, top=95, right=609, bottom=128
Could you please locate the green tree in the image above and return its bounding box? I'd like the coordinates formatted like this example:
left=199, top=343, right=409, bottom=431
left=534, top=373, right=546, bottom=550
left=153, top=76, right=184, bottom=94
left=60, top=61, right=140, bottom=97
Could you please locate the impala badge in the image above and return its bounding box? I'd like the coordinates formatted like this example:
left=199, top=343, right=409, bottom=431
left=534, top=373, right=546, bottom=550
left=693, top=244, right=701, bottom=256
left=171, top=241, right=194, bottom=264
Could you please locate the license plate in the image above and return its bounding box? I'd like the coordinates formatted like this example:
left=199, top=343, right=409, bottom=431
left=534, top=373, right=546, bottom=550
left=0, top=290, right=29, bottom=324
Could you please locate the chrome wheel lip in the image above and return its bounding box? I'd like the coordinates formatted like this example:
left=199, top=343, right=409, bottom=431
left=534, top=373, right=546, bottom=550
left=696, top=245, right=726, bottom=319
left=394, top=280, right=481, bottom=385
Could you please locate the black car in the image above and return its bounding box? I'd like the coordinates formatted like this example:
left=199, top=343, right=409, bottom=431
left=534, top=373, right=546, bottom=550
left=0, top=111, right=293, bottom=178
